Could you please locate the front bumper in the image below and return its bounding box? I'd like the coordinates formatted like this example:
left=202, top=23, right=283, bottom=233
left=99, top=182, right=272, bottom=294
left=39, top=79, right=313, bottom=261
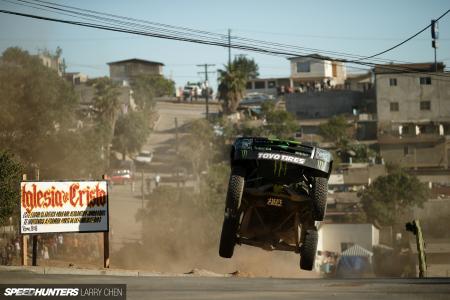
left=234, top=149, right=331, bottom=174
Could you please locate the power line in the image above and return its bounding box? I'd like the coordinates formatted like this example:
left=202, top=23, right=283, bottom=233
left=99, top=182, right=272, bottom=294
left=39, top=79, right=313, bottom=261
left=13, top=0, right=449, bottom=76
left=359, top=9, right=450, bottom=61
left=8, top=0, right=418, bottom=66
left=1, top=6, right=450, bottom=82
left=3, top=0, right=439, bottom=68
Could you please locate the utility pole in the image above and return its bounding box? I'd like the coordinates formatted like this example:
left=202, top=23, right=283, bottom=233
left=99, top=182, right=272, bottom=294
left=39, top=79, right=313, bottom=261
left=197, top=64, right=216, bottom=120
left=174, top=117, right=180, bottom=189
left=431, top=19, right=439, bottom=72
left=32, top=167, right=39, bottom=266
left=228, top=29, right=231, bottom=67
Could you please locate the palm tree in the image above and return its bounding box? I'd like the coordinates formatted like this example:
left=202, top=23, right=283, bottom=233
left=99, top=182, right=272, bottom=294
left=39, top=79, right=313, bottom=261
left=218, top=65, right=247, bottom=114
left=91, top=77, right=121, bottom=168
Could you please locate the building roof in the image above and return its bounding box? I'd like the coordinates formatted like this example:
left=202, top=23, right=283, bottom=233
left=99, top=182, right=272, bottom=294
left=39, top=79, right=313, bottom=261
left=374, top=62, right=445, bottom=74
left=107, top=58, right=164, bottom=66
left=341, top=244, right=373, bottom=257
left=287, top=53, right=335, bottom=61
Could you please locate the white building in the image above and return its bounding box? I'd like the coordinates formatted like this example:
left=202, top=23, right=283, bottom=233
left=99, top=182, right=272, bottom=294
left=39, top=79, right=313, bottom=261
left=317, top=223, right=379, bottom=254
left=289, top=54, right=347, bottom=88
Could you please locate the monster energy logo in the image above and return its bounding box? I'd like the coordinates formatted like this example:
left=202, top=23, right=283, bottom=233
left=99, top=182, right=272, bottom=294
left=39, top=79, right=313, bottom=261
left=273, top=160, right=288, bottom=177
left=317, top=160, right=325, bottom=169
left=241, top=149, right=248, bottom=158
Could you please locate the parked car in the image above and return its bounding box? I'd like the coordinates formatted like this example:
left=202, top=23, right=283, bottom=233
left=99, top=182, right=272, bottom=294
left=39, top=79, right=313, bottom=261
left=239, top=93, right=276, bottom=107
left=110, top=169, right=133, bottom=185
left=134, top=150, right=153, bottom=165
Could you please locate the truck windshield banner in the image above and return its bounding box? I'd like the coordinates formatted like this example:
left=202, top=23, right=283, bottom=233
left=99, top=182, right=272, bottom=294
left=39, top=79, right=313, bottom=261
left=20, top=181, right=108, bottom=234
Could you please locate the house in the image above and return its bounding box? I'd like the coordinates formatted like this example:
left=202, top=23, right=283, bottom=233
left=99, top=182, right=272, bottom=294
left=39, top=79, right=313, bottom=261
left=37, top=52, right=63, bottom=76
left=375, top=62, right=450, bottom=180
left=64, top=72, right=88, bottom=85
left=74, top=83, right=136, bottom=122
left=245, top=77, right=291, bottom=96
left=288, top=54, right=347, bottom=88
left=107, top=58, right=164, bottom=85
left=317, top=223, right=379, bottom=254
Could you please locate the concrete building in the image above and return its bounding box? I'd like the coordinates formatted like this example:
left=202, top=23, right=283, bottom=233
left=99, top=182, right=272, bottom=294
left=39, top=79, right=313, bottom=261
left=375, top=62, right=450, bottom=174
left=108, top=58, right=164, bottom=85
left=345, top=72, right=373, bottom=92
left=289, top=54, right=347, bottom=88
left=64, top=72, right=88, bottom=85
left=37, top=52, right=63, bottom=76
left=245, top=77, right=291, bottom=96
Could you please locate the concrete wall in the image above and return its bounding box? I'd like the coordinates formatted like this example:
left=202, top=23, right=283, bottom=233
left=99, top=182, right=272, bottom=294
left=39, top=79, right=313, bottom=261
left=380, top=139, right=449, bottom=169
left=317, top=223, right=379, bottom=253
left=286, top=90, right=363, bottom=119
left=376, top=73, right=450, bottom=129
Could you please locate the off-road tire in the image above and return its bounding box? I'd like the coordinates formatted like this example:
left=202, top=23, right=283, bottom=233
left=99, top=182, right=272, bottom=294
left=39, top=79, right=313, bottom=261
left=311, top=177, right=328, bottom=221
left=300, top=229, right=318, bottom=271
left=219, top=167, right=245, bottom=258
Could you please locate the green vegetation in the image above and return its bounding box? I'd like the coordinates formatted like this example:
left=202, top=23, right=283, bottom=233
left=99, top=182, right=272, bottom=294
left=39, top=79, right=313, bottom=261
left=0, top=47, right=104, bottom=178
left=0, top=152, right=22, bottom=226
left=359, top=168, right=429, bottom=226
left=113, top=111, right=151, bottom=160
left=131, top=74, right=175, bottom=112
left=218, top=56, right=259, bottom=114
left=319, top=115, right=350, bottom=147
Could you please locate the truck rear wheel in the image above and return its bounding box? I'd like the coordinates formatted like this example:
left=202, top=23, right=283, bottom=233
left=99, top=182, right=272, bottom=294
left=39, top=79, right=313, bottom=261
left=300, top=229, right=318, bottom=271
left=311, top=177, right=328, bottom=221
left=219, top=167, right=245, bottom=258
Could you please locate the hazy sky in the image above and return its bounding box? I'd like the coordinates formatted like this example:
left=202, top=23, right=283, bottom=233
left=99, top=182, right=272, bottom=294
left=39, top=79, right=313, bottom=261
left=0, top=0, right=449, bottom=89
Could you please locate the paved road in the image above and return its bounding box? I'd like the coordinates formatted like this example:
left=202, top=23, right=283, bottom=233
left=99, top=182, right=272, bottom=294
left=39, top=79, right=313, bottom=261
left=1, top=271, right=449, bottom=300
left=109, top=101, right=219, bottom=251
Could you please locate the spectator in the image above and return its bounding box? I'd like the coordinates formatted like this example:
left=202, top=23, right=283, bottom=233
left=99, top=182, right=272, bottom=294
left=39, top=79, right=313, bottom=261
left=155, top=174, right=161, bottom=188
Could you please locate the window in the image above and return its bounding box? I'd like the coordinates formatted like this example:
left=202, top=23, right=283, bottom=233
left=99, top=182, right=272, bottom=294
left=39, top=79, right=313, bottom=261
left=296, top=62, right=310, bottom=73
left=389, top=78, right=397, bottom=86
left=390, top=102, right=399, bottom=111
left=420, top=101, right=431, bottom=110
left=404, top=146, right=410, bottom=156
left=254, top=81, right=265, bottom=89
left=268, top=81, right=276, bottom=88
left=246, top=81, right=252, bottom=89
left=420, top=77, right=432, bottom=85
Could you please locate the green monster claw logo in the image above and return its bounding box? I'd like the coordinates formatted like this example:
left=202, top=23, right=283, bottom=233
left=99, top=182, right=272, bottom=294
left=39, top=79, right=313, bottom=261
left=273, top=160, right=288, bottom=177
left=241, top=149, right=248, bottom=158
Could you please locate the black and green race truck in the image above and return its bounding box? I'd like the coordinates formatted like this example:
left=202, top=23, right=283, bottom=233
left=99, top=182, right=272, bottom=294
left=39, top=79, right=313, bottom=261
left=219, top=137, right=333, bottom=271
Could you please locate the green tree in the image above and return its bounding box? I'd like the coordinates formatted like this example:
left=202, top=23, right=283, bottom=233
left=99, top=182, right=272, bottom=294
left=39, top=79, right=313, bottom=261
left=0, top=152, right=22, bottom=226
left=218, top=65, right=247, bottom=114
left=260, top=101, right=299, bottom=139
left=178, top=119, right=215, bottom=189
left=131, top=74, right=175, bottom=112
left=319, top=115, right=350, bottom=146
left=113, top=111, right=151, bottom=160
left=359, top=169, right=429, bottom=226
left=0, top=47, right=78, bottom=172
left=89, top=77, right=121, bottom=168
left=232, top=55, right=259, bottom=79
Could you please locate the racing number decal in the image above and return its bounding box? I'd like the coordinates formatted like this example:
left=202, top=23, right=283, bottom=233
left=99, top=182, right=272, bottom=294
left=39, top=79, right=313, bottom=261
left=267, top=197, right=283, bottom=207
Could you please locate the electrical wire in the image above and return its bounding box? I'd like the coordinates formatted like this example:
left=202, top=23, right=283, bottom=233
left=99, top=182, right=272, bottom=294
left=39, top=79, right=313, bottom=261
left=1, top=5, right=450, bottom=81
left=13, top=0, right=419, bottom=65
left=358, top=9, right=450, bottom=61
